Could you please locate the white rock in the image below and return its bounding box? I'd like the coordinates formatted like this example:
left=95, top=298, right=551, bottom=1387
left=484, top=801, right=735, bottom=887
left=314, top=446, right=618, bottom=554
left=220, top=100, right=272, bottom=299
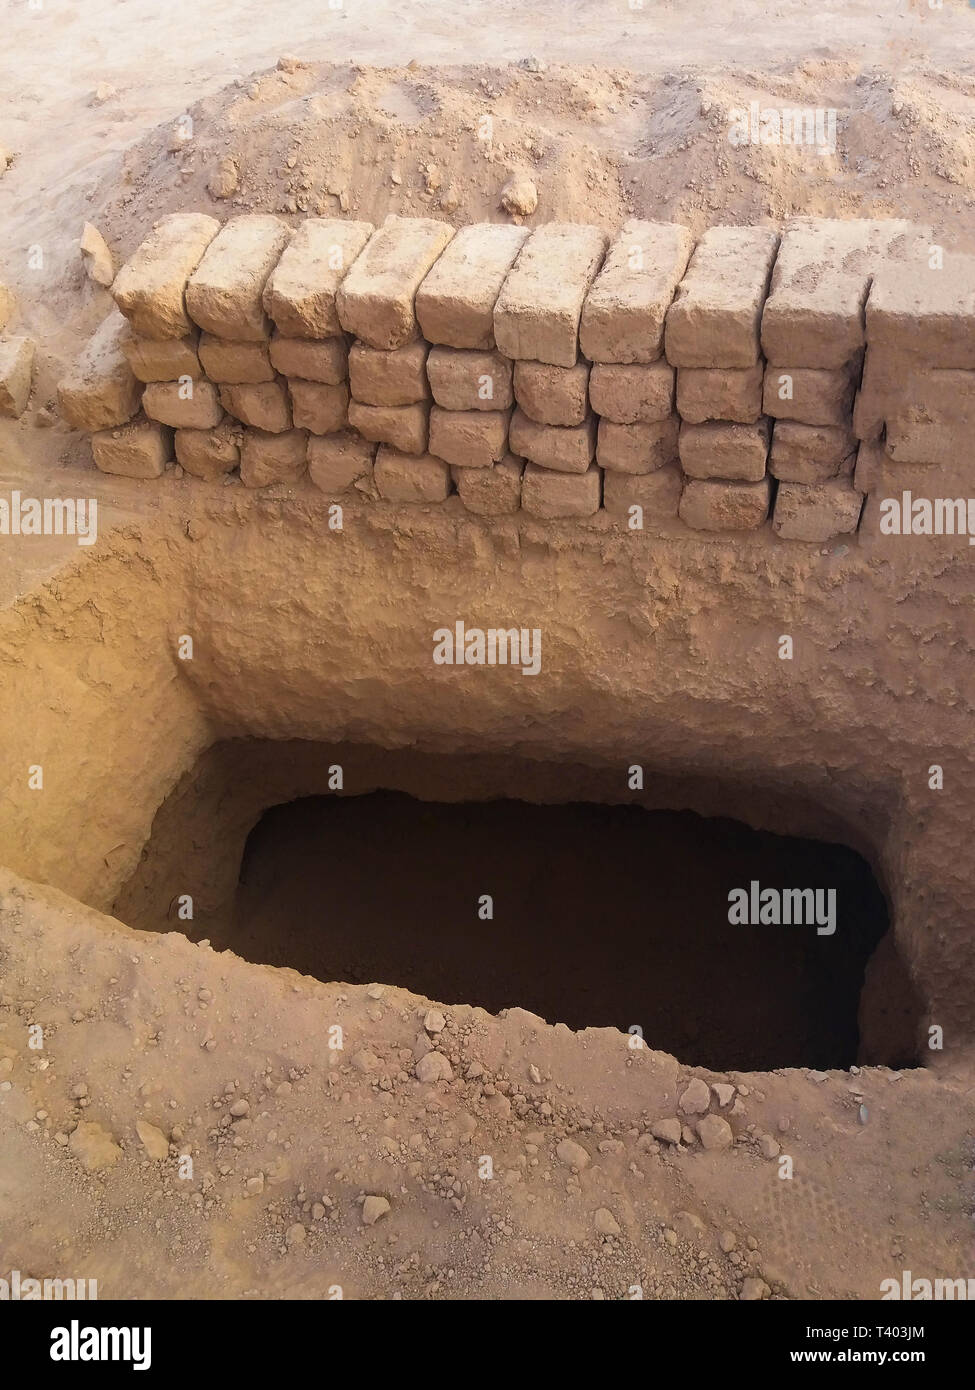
left=679, top=1078, right=711, bottom=1115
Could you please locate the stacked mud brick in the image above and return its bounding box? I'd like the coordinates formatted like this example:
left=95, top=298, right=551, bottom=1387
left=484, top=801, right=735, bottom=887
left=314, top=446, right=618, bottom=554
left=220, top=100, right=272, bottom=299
left=54, top=211, right=969, bottom=544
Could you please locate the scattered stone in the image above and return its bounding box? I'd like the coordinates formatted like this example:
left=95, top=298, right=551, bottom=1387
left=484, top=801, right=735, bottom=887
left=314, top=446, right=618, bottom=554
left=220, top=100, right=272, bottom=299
left=500, top=171, right=538, bottom=217
left=679, top=1078, right=711, bottom=1115
left=135, top=1119, right=169, bottom=1160
left=556, top=1137, right=590, bottom=1170
left=673, top=1210, right=705, bottom=1240
left=741, top=1277, right=771, bottom=1301
left=80, top=223, right=115, bottom=287
left=286, top=1223, right=306, bottom=1246
left=594, top=1207, right=621, bottom=1237
left=757, top=1134, right=780, bottom=1159
left=423, top=1008, right=446, bottom=1035
left=362, top=1195, right=391, bottom=1225
left=208, top=156, right=239, bottom=200
left=712, top=1083, right=735, bottom=1108
left=69, top=1121, right=122, bottom=1171
left=415, top=1052, right=453, bottom=1083
left=651, top=1118, right=682, bottom=1145
left=720, top=1230, right=737, bottom=1253
left=229, top=1099, right=250, bottom=1117
left=697, top=1114, right=734, bottom=1151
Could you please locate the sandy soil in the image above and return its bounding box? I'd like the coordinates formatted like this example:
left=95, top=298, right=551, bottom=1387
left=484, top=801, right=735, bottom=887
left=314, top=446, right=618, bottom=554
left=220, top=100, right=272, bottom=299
left=1, top=0, right=975, bottom=1305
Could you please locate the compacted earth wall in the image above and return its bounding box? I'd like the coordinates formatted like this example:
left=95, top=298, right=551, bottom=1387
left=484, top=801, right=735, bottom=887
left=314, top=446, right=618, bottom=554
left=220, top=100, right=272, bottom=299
left=40, top=212, right=973, bottom=543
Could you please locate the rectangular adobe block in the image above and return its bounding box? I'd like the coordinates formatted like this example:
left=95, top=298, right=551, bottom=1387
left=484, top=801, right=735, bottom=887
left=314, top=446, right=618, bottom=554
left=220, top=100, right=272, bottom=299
left=429, top=406, right=510, bottom=469
left=426, top=347, right=513, bottom=412
left=770, top=422, right=857, bottom=483
left=679, top=476, right=772, bottom=531
left=348, top=399, right=429, bottom=455
left=678, top=419, right=770, bottom=482
left=773, top=478, right=864, bottom=541
left=452, top=453, right=524, bottom=516
left=289, top=380, right=350, bottom=435
left=884, top=369, right=975, bottom=465
left=513, top=359, right=589, bottom=427
left=122, top=330, right=201, bottom=383
left=239, top=428, right=308, bottom=487
left=0, top=336, right=35, bottom=419
left=588, top=362, right=674, bottom=424
left=269, top=334, right=348, bottom=385
left=509, top=408, right=597, bottom=474
left=91, top=416, right=172, bottom=478
left=579, top=220, right=693, bottom=364
left=603, top=461, right=682, bottom=520
left=174, top=421, right=242, bottom=480
left=143, top=378, right=223, bottom=430
left=416, top=223, right=531, bottom=349
left=761, top=218, right=928, bottom=368
left=676, top=363, right=764, bottom=425
left=263, top=219, right=374, bottom=339
left=348, top=340, right=429, bottom=407
left=494, top=224, right=609, bottom=367
left=335, top=216, right=455, bottom=350
left=665, top=225, right=779, bottom=368
left=186, top=216, right=291, bottom=342
left=218, top=379, right=291, bottom=433
left=596, top=417, right=679, bottom=475
left=866, top=255, right=975, bottom=368
left=763, top=365, right=856, bottom=427
left=375, top=445, right=452, bottom=503
left=307, top=431, right=377, bottom=495
left=113, top=213, right=221, bottom=339
left=521, top=461, right=601, bottom=518
left=198, top=334, right=274, bottom=384
left=58, top=310, right=141, bottom=430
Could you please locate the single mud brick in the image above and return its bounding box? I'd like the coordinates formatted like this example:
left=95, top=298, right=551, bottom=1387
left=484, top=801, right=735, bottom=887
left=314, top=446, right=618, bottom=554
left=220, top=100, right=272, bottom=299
left=521, top=460, right=601, bottom=518
left=676, top=363, right=763, bottom=425
left=122, top=329, right=201, bottom=383
left=597, top=417, right=679, bottom=475
left=335, top=216, right=455, bottom=350
left=426, top=346, right=513, bottom=412
left=763, top=364, right=856, bottom=428
left=198, top=334, right=274, bottom=384
left=770, top=422, right=857, bottom=483
left=452, top=453, right=524, bottom=516
left=495, top=223, right=609, bottom=367
left=761, top=217, right=928, bottom=369
left=866, top=255, right=975, bottom=369
left=91, top=416, right=172, bottom=478
left=679, top=418, right=770, bottom=482
left=348, top=339, right=429, bottom=407
left=428, top=405, right=510, bottom=469
left=0, top=335, right=35, bottom=418
left=289, top=379, right=350, bottom=435
left=416, top=223, right=531, bottom=349
left=374, top=445, right=451, bottom=503
left=348, top=399, right=429, bottom=455
left=58, top=310, right=141, bottom=430
left=239, top=428, right=308, bottom=487
left=263, top=219, right=374, bottom=339
left=186, top=216, right=291, bottom=342
left=269, top=333, right=348, bottom=385
left=307, top=431, right=377, bottom=495
left=588, top=362, right=674, bottom=424
left=509, top=407, right=597, bottom=474
left=113, top=213, right=221, bottom=339
left=513, top=359, right=589, bottom=427
left=665, top=225, right=779, bottom=368
left=579, top=220, right=692, bottom=364
left=885, top=369, right=975, bottom=465
left=219, top=379, right=291, bottom=433
left=679, top=476, right=772, bottom=531
left=603, top=461, right=682, bottom=520
left=143, top=378, right=223, bottom=430
left=174, top=421, right=242, bottom=480
left=773, top=478, right=864, bottom=542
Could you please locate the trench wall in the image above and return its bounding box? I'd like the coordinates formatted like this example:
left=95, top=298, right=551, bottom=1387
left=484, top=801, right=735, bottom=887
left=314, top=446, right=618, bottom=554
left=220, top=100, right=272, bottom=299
left=53, top=212, right=973, bottom=544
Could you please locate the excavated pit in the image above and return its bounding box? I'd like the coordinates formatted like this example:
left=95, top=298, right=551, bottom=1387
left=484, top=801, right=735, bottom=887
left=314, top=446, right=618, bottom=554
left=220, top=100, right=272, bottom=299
left=113, top=740, right=921, bottom=1073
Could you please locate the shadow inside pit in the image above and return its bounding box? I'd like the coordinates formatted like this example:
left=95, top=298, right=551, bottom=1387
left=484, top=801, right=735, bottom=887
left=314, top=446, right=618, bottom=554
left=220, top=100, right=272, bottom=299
left=220, top=790, right=921, bottom=1072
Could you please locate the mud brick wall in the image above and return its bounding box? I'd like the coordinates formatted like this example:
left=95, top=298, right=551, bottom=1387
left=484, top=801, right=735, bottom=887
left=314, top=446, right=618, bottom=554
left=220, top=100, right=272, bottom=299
left=53, top=211, right=973, bottom=544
